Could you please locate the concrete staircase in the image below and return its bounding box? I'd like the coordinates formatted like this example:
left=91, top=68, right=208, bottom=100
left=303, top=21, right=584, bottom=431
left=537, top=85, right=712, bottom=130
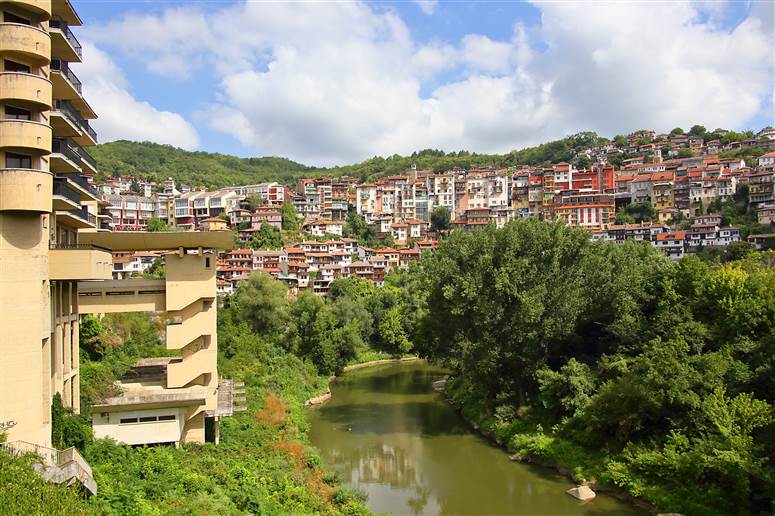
left=1, top=440, right=97, bottom=495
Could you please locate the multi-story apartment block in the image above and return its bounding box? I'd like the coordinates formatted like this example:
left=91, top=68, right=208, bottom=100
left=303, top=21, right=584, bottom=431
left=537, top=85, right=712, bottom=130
left=552, top=191, right=615, bottom=231
left=105, top=194, right=157, bottom=231
left=748, top=169, right=774, bottom=206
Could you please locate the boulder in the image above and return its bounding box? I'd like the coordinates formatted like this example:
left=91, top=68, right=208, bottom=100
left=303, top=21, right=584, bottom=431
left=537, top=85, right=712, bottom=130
left=566, top=485, right=596, bottom=501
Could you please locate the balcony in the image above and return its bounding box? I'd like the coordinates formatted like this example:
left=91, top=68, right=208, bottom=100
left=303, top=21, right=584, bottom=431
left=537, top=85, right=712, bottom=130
left=0, top=72, right=52, bottom=109
left=56, top=172, right=101, bottom=201
left=49, top=243, right=112, bottom=280
left=0, top=23, right=50, bottom=65
left=6, top=1, right=52, bottom=19
left=50, top=59, right=96, bottom=119
left=50, top=100, right=96, bottom=145
left=52, top=177, right=80, bottom=209
left=54, top=206, right=96, bottom=229
left=0, top=168, right=52, bottom=212
left=50, top=138, right=80, bottom=172
left=49, top=18, right=81, bottom=61
left=0, top=119, right=52, bottom=154
left=50, top=137, right=98, bottom=175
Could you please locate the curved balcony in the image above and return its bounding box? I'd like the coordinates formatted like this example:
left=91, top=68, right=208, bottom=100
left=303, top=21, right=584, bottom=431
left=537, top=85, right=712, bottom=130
left=0, top=23, right=51, bottom=65
left=0, top=72, right=52, bottom=110
left=0, top=168, right=52, bottom=212
left=5, top=1, right=51, bottom=20
left=0, top=119, right=52, bottom=154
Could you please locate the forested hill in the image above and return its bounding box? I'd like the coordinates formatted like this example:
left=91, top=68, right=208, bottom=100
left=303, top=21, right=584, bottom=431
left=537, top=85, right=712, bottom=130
left=89, top=141, right=318, bottom=188
left=90, top=132, right=608, bottom=188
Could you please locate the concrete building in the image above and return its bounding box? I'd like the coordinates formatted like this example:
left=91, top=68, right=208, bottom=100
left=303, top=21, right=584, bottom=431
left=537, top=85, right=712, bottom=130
left=77, top=231, right=235, bottom=446
left=0, top=0, right=106, bottom=493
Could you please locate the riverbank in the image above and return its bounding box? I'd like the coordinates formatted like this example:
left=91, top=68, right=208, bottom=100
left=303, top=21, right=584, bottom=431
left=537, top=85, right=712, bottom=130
left=440, top=376, right=657, bottom=514
left=305, top=356, right=420, bottom=406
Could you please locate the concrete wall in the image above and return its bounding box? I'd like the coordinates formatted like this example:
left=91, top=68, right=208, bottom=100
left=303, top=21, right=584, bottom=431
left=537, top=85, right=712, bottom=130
left=92, top=407, right=186, bottom=446
left=0, top=212, right=51, bottom=446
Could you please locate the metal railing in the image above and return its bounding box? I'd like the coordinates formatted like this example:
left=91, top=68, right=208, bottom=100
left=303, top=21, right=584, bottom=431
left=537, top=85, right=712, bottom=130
left=64, top=173, right=100, bottom=198
left=52, top=138, right=81, bottom=165
left=75, top=206, right=97, bottom=226
left=49, top=242, right=111, bottom=252
left=53, top=101, right=97, bottom=142
left=53, top=99, right=83, bottom=128
left=49, top=19, right=82, bottom=59
left=80, top=118, right=97, bottom=142
left=53, top=178, right=80, bottom=204
left=50, top=59, right=82, bottom=93
left=81, top=147, right=97, bottom=168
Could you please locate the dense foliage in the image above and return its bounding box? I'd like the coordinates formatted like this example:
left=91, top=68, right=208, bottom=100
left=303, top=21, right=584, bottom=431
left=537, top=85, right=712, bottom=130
left=411, top=219, right=775, bottom=514
left=0, top=453, right=95, bottom=515
left=223, top=272, right=415, bottom=375
left=90, top=141, right=317, bottom=188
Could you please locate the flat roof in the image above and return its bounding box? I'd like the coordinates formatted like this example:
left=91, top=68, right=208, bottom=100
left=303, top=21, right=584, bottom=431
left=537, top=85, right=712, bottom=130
left=79, top=231, right=233, bottom=251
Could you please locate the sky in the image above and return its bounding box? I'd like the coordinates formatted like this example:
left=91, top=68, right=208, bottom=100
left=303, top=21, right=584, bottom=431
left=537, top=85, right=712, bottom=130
left=72, top=0, right=775, bottom=167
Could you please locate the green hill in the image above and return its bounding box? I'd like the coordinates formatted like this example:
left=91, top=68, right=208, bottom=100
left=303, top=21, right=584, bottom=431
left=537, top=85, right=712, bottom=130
left=89, top=132, right=609, bottom=189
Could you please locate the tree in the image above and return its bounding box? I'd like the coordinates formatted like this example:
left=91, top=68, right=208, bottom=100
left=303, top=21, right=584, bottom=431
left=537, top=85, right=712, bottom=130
left=723, top=241, right=754, bottom=262
left=615, top=207, right=635, bottom=224
left=344, top=213, right=376, bottom=245
left=231, top=271, right=289, bottom=336
left=430, top=206, right=451, bottom=231
left=146, top=217, right=173, bottom=232
left=670, top=127, right=685, bottom=136
left=143, top=257, right=165, bottom=279
left=280, top=203, right=300, bottom=231
left=576, top=155, right=593, bottom=170
left=249, top=223, right=283, bottom=249
left=689, top=124, right=707, bottom=137
left=613, top=135, right=627, bottom=147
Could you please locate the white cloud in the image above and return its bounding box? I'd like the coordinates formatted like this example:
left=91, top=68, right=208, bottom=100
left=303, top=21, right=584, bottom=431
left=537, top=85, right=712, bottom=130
left=74, top=43, right=200, bottom=150
left=84, top=1, right=773, bottom=165
left=460, top=34, right=515, bottom=74
left=414, top=0, right=438, bottom=16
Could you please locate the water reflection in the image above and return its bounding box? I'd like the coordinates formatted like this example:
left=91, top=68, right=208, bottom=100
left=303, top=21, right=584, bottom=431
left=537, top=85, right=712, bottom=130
left=308, top=362, right=643, bottom=516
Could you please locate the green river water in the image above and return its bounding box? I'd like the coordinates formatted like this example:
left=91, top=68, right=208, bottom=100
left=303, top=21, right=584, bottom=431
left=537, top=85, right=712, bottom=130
left=308, top=361, right=644, bottom=515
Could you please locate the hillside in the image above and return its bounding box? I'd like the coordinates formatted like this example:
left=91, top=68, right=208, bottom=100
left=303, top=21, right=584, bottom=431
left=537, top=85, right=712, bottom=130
left=89, top=141, right=321, bottom=188
left=89, top=132, right=608, bottom=188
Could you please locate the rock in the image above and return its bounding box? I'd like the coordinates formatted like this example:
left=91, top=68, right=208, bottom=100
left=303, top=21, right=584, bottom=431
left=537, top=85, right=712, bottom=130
left=566, top=485, right=596, bottom=501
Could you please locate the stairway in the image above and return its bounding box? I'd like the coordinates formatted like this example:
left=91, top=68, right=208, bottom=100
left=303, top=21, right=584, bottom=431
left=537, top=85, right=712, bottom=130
left=1, top=440, right=97, bottom=495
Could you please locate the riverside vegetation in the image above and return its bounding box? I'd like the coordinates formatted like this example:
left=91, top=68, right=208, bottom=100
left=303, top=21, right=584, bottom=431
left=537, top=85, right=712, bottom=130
left=2, top=219, right=773, bottom=514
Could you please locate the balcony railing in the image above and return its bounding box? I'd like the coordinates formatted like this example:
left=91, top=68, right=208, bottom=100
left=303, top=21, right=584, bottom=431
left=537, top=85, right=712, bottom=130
left=49, top=19, right=82, bottom=59
left=67, top=173, right=100, bottom=197
left=53, top=100, right=97, bottom=143
left=53, top=177, right=80, bottom=204
left=50, top=59, right=82, bottom=93
left=52, top=138, right=81, bottom=164
left=49, top=242, right=111, bottom=252
left=76, top=206, right=97, bottom=225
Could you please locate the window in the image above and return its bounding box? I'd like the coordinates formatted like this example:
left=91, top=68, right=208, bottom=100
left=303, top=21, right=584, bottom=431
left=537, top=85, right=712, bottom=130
left=158, top=415, right=176, bottom=421
left=139, top=416, right=156, bottom=423
left=5, top=105, right=31, bottom=120
left=119, top=417, right=138, bottom=424
left=4, top=59, right=30, bottom=73
left=205, top=257, right=211, bottom=269
left=6, top=152, right=32, bottom=169
left=4, top=12, right=31, bottom=24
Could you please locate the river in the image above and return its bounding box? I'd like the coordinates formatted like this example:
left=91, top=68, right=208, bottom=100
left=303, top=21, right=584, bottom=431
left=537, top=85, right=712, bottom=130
left=307, top=361, right=643, bottom=515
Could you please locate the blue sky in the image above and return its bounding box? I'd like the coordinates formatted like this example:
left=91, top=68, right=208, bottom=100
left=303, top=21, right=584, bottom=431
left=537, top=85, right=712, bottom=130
left=72, top=1, right=774, bottom=166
